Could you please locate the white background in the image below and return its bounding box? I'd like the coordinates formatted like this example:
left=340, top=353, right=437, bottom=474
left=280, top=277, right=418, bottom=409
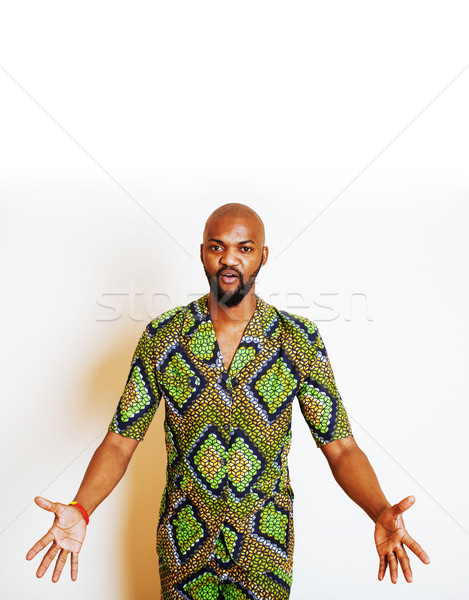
left=1, top=1, right=468, bottom=598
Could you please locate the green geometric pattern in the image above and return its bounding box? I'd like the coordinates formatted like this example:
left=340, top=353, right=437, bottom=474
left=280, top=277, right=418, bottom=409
left=230, top=345, right=256, bottom=375
left=119, top=367, right=153, bottom=422
left=174, top=505, right=205, bottom=556
left=182, top=571, right=219, bottom=600
left=168, top=499, right=209, bottom=564
left=194, top=433, right=228, bottom=490
left=159, top=353, right=199, bottom=409
left=259, top=502, right=288, bottom=546
left=254, top=358, right=298, bottom=414
left=228, top=437, right=262, bottom=493
left=189, top=321, right=217, bottom=360
left=220, top=525, right=240, bottom=560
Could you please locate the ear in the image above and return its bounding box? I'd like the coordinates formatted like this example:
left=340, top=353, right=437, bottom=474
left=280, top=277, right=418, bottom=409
left=262, top=245, right=269, bottom=266
left=200, top=243, right=204, bottom=263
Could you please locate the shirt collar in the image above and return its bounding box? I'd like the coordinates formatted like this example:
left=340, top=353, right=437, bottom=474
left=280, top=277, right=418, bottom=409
left=181, top=292, right=280, bottom=353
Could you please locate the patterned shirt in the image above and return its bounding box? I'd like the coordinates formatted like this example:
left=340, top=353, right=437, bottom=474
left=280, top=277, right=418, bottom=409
left=109, top=293, right=352, bottom=580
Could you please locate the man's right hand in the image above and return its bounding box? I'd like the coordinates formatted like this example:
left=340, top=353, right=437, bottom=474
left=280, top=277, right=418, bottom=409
left=26, top=496, right=87, bottom=582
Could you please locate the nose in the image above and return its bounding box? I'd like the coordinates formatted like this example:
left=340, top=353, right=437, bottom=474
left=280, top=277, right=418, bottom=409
left=220, top=246, right=240, bottom=266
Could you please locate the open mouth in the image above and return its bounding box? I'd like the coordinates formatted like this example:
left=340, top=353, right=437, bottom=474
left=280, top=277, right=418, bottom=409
left=219, top=271, right=239, bottom=284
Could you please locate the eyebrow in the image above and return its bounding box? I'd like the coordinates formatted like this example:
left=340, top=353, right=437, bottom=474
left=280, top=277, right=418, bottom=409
left=208, top=238, right=256, bottom=245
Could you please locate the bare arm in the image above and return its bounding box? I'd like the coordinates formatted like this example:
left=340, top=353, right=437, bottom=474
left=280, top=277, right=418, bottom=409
left=321, top=436, right=390, bottom=521
left=72, top=431, right=139, bottom=516
left=26, top=431, right=139, bottom=582
left=321, top=436, right=430, bottom=583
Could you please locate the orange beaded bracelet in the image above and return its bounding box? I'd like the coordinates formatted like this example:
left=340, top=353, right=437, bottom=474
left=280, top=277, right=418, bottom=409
left=69, top=501, right=90, bottom=525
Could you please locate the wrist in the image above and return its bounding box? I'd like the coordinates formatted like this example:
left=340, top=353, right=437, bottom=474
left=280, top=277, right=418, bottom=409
left=370, top=500, right=392, bottom=523
left=69, top=501, right=90, bottom=525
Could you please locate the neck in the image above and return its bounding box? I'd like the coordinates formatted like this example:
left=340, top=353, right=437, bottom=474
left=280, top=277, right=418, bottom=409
left=207, top=289, right=257, bottom=328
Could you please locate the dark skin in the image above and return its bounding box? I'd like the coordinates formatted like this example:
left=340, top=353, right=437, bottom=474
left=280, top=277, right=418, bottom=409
left=26, top=203, right=430, bottom=584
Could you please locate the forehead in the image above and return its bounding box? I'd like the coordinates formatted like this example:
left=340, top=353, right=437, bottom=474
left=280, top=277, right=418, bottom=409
left=203, top=215, right=262, bottom=243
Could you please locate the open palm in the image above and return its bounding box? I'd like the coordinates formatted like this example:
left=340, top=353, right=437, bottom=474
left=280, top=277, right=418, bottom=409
left=374, top=495, right=430, bottom=583
left=26, top=496, right=87, bottom=582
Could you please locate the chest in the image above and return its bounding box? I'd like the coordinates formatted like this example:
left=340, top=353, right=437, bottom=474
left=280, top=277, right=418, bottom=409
left=212, top=325, right=247, bottom=371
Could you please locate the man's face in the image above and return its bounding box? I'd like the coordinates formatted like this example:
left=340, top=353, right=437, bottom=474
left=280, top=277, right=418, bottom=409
left=200, top=216, right=268, bottom=308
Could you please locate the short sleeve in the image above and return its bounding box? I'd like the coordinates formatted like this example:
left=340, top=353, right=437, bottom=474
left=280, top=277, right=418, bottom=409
left=296, top=327, right=352, bottom=448
left=108, top=322, right=162, bottom=442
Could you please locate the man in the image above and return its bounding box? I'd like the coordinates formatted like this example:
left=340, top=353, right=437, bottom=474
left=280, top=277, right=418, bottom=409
left=26, top=203, right=430, bottom=598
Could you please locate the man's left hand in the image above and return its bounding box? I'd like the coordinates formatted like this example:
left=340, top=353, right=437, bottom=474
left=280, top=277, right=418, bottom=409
left=374, top=495, right=430, bottom=583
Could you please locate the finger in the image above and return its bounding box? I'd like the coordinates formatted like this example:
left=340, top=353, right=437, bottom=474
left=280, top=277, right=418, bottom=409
left=387, top=552, right=399, bottom=584
left=389, top=495, right=416, bottom=519
left=52, top=549, right=69, bottom=583
left=395, top=545, right=413, bottom=583
left=26, top=531, right=55, bottom=560
left=34, top=496, right=65, bottom=518
left=71, top=552, right=79, bottom=581
left=378, top=553, right=387, bottom=581
left=36, top=542, right=60, bottom=578
left=403, top=533, right=431, bottom=564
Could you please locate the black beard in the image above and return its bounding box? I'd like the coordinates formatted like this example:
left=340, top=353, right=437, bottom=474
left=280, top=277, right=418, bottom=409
left=203, top=256, right=263, bottom=308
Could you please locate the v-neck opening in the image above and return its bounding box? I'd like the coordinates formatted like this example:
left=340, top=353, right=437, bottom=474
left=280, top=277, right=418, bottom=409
left=206, top=294, right=260, bottom=376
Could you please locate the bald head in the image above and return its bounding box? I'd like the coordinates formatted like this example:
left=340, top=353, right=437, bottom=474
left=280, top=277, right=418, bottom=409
left=203, top=203, right=265, bottom=247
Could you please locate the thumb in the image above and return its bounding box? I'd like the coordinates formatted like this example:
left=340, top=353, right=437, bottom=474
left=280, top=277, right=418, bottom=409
left=34, top=496, right=65, bottom=516
left=391, top=495, right=415, bottom=517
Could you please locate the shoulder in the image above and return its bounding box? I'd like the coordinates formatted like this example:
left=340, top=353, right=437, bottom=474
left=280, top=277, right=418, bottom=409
left=274, top=303, right=319, bottom=341
left=262, top=299, right=324, bottom=354
left=143, top=304, right=186, bottom=341
left=145, top=294, right=209, bottom=338
left=148, top=304, right=185, bottom=331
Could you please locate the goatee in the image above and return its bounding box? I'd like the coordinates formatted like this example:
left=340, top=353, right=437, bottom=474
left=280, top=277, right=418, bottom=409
left=204, top=257, right=263, bottom=308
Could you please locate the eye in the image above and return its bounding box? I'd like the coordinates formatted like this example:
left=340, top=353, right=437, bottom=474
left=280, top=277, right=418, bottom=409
left=240, top=246, right=253, bottom=252
left=209, top=244, right=223, bottom=251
